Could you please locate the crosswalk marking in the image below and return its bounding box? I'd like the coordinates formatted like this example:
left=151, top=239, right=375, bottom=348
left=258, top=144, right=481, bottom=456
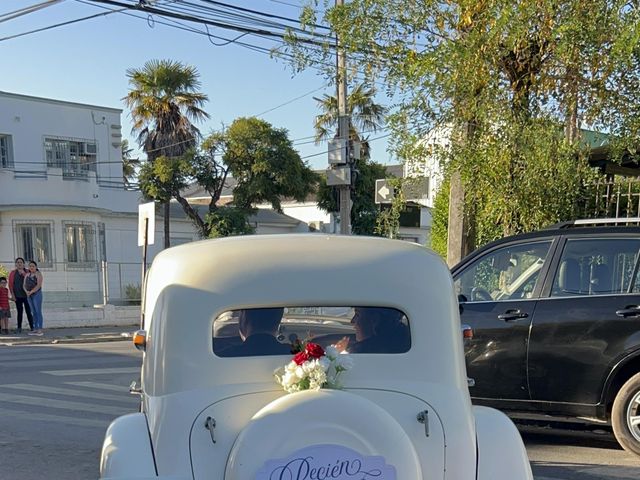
left=0, top=407, right=110, bottom=428
left=3, top=357, right=137, bottom=369
left=0, top=392, right=130, bottom=416
left=65, top=381, right=131, bottom=393
left=0, top=352, right=112, bottom=362
left=1, top=384, right=138, bottom=404
left=42, top=367, right=140, bottom=376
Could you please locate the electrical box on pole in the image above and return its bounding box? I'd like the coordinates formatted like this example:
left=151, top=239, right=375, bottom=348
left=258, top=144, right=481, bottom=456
left=328, top=139, right=348, bottom=164
left=327, top=166, right=351, bottom=186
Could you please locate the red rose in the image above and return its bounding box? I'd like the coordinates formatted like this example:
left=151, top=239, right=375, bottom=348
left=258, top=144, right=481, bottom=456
left=305, top=342, right=325, bottom=359
left=293, top=351, right=309, bottom=365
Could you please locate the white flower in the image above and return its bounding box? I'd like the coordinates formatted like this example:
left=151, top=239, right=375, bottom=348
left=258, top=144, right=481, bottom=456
left=324, top=345, right=338, bottom=359
left=275, top=344, right=354, bottom=393
left=335, top=354, right=353, bottom=370
left=318, top=357, right=331, bottom=371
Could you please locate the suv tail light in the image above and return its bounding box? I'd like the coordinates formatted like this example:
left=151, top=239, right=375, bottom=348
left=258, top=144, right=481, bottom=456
left=461, top=324, right=473, bottom=340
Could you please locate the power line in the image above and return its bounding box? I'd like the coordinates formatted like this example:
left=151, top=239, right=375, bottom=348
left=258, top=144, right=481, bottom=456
left=254, top=85, right=328, bottom=117
left=197, top=0, right=328, bottom=30
left=88, top=0, right=333, bottom=47
left=0, top=0, right=64, bottom=23
left=0, top=5, right=127, bottom=42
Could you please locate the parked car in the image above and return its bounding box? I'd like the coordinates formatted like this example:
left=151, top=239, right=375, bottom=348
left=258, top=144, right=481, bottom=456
left=100, top=234, right=532, bottom=479
left=452, top=218, right=640, bottom=456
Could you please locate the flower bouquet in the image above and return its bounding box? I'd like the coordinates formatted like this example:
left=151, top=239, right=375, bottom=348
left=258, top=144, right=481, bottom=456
left=275, top=342, right=353, bottom=393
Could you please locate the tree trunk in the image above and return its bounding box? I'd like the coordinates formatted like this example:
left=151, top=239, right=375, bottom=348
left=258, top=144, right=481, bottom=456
left=164, top=201, right=171, bottom=249
left=446, top=120, right=477, bottom=267
left=446, top=170, right=475, bottom=266
left=175, top=193, right=209, bottom=238
left=564, top=63, right=580, bottom=143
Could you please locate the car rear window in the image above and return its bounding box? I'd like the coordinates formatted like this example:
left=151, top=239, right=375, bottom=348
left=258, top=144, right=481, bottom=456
left=213, top=306, right=411, bottom=357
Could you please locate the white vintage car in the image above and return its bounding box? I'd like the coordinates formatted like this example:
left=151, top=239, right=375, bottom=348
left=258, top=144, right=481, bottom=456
left=100, top=234, right=533, bottom=480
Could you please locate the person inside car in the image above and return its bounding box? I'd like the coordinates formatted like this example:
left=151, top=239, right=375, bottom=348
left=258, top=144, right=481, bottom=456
left=219, top=308, right=292, bottom=357
left=347, top=307, right=411, bottom=354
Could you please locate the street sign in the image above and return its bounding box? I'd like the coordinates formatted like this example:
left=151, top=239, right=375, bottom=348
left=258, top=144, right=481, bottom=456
left=375, top=179, right=394, bottom=204
left=138, top=202, right=156, bottom=247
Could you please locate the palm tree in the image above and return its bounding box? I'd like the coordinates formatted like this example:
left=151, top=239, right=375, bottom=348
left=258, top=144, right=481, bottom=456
left=124, top=59, right=209, bottom=248
left=313, top=83, right=386, bottom=152
left=121, top=139, right=140, bottom=188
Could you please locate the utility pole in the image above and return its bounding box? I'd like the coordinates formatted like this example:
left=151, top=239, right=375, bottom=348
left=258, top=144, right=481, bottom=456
left=325, top=0, right=352, bottom=233
left=336, top=0, right=351, bottom=235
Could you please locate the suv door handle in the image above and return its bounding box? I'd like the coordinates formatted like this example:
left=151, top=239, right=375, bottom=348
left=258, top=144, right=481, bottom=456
left=498, top=310, right=529, bottom=321
left=616, top=306, right=640, bottom=318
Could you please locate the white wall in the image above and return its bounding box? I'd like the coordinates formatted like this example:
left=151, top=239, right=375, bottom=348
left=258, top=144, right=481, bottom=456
left=0, top=91, right=137, bottom=212
left=258, top=202, right=337, bottom=233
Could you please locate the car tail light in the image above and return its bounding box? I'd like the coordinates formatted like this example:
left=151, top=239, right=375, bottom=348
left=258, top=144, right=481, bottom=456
left=133, top=329, right=147, bottom=351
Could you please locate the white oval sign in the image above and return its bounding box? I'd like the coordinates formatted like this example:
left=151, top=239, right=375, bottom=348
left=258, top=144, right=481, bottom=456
left=255, top=444, right=397, bottom=480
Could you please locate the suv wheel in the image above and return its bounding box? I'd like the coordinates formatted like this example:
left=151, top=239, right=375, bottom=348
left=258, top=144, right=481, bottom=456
left=612, top=372, right=640, bottom=456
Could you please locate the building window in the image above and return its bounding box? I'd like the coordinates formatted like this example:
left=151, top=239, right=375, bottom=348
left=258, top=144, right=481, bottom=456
left=15, top=223, right=53, bottom=268
left=44, top=137, right=97, bottom=179
left=0, top=134, right=14, bottom=168
left=64, top=222, right=96, bottom=267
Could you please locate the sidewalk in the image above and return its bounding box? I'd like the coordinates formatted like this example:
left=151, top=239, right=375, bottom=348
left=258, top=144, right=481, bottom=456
left=0, top=324, right=139, bottom=346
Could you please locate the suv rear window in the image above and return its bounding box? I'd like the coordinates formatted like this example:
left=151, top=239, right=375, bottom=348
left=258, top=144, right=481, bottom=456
left=213, top=306, right=411, bottom=357
left=551, top=238, right=640, bottom=296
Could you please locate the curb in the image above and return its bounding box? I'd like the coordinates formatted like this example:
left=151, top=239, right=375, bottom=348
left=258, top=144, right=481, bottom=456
left=0, top=334, right=132, bottom=346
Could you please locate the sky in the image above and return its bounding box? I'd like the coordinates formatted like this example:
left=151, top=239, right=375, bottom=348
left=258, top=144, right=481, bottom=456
left=1, top=0, right=394, bottom=170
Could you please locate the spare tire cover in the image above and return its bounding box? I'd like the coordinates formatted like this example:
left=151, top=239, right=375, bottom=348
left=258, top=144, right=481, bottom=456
left=225, top=389, right=422, bottom=480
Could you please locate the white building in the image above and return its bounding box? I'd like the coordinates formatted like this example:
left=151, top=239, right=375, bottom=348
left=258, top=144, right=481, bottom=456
left=0, top=90, right=316, bottom=311
left=404, top=125, right=452, bottom=209
left=0, top=91, right=199, bottom=307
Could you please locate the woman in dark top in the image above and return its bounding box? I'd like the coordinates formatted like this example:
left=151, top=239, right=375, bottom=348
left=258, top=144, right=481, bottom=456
left=8, top=257, right=33, bottom=333
left=24, top=261, right=44, bottom=336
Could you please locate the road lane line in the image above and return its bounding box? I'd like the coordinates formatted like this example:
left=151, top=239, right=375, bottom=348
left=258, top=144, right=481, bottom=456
left=1, top=384, right=138, bottom=404
left=64, top=381, right=130, bottom=392
left=0, top=392, right=130, bottom=416
left=4, top=357, right=137, bottom=369
left=42, top=367, right=140, bottom=376
left=0, top=407, right=110, bottom=428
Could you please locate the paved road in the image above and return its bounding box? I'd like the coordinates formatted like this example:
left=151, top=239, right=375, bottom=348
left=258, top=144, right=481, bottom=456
left=0, top=341, right=141, bottom=480
left=0, top=342, right=638, bottom=479
left=523, top=425, right=639, bottom=479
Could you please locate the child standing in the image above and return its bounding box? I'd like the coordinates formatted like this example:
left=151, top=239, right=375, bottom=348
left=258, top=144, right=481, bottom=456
left=0, top=277, right=11, bottom=335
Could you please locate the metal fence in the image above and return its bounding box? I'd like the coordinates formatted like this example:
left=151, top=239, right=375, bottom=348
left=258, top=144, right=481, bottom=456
left=0, top=260, right=146, bottom=308
left=582, top=178, right=640, bottom=221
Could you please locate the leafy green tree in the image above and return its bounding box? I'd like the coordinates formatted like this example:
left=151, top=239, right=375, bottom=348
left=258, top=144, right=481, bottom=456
left=374, top=177, right=406, bottom=238
left=290, top=1, right=640, bottom=256
left=206, top=208, right=255, bottom=238
left=174, top=117, right=319, bottom=238
left=124, top=59, right=209, bottom=248
left=222, top=117, right=319, bottom=213
left=313, top=84, right=386, bottom=144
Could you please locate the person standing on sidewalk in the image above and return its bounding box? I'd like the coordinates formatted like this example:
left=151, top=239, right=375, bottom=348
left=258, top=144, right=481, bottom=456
left=0, top=277, right=11, bottom=334
left=24, top=261, right=44, bottom=336
left=8, top=257, right=33, bottom=333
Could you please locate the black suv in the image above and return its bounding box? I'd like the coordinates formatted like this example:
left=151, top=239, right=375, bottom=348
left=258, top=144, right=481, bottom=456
left=452, top=219, right=640, bottom=456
